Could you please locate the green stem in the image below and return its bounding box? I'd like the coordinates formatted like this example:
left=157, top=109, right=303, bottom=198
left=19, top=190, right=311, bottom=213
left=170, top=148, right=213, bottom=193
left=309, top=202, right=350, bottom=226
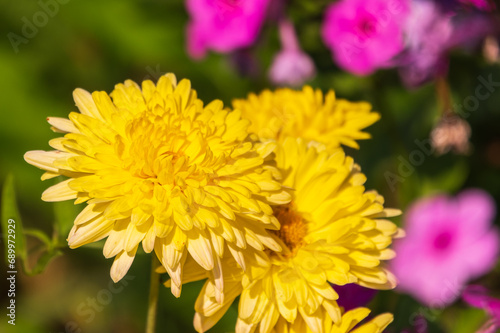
left=145, top=256, right=160, bottom=333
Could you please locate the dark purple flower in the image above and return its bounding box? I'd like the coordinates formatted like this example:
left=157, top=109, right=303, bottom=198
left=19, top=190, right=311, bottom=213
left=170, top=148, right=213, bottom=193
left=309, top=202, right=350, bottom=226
left=458, top=0, right=496, bottom=11
left=335, top=283, right=378, bottom=311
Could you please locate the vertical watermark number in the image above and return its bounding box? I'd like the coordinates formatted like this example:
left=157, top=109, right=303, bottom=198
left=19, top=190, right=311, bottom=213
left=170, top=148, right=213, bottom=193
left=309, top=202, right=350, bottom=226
left=6, top=218, right=17, bottom=325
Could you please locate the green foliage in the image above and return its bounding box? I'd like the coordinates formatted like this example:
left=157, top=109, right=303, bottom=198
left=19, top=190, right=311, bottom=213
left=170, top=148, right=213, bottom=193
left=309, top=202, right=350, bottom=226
left=1, top=174, right=62, bottom=276
left=420, top=160, right=469, bottom=196
left=2, top=174, right=27, bottom=264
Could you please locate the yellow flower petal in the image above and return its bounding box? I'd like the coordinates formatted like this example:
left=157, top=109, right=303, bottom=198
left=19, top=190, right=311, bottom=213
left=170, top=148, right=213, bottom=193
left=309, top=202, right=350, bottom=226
left=73, top=88, right=102, bottom=120
left=47, top=117, right=79, bottom=133
left=110, top=246, right=138, bottom=283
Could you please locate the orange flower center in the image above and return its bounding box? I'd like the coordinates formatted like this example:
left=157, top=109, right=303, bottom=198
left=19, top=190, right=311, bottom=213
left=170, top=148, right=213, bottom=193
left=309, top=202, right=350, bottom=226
left=272, top=203, right=307, bottom=254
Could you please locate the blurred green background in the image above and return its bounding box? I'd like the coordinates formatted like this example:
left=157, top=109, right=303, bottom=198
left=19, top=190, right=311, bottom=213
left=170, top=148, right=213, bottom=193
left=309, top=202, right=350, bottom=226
left=1, top=0, right=500, bottom=332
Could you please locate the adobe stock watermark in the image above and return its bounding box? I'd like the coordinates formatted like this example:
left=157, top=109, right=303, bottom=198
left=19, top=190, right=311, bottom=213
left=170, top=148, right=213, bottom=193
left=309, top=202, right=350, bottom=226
left=405, top=277, right=461, bottom=333
left=144, top=64, right=167, bottom=82
left=385, top=74, right=500, bottom=192
left=7, top=0, right=71, bottom=54
left=214, top=0, right=244, bottom=19
left=52, top=275, right=135, bottom=333
left=453, top=74, right=500, bottom=119
left=5, top=219, right=17, bottom=326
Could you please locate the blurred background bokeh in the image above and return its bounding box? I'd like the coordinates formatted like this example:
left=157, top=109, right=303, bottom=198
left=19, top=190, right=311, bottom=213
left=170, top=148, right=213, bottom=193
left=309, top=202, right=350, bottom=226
left=1, top=0, right=500, bottom=332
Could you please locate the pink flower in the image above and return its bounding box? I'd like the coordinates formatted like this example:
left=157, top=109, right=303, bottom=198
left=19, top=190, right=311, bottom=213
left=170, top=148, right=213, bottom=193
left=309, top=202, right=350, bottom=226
left=321, top=0, right=410, bottom=75
left=269, top=20, right=315, bottom=87
left=391, top=189, right=500, bottom=307
left=186, top=0, right=271, bottom=59
left=462, top=285, right=500, bottom=332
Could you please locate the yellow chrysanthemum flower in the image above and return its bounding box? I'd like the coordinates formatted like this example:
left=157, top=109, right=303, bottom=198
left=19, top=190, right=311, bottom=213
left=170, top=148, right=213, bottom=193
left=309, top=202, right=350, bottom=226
left=276, top=307, right=393, bottom=333
left=24, top=73, right=291, bottom=297
left=173, top=138, right=401, bottom=333
left=232, top=86, right=380, bottom=150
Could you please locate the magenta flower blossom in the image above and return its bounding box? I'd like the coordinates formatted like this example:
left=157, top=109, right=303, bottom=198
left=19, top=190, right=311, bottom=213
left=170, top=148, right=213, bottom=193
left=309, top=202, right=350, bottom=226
left=321, top=0, right=410, bottom=75
left=462, top=285, right=500, bottom=332
left=391, top=189, right=500, bottom=307
left=269, top=20, right=315, bottom=86
left=186, top=0, right=271, bottom=59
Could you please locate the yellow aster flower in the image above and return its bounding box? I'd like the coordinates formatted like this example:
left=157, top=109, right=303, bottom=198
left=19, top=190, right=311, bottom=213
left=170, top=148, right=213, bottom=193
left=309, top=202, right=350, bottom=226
left=24, top=73, right=291, bottom=297
left=179, top=138, right=401, bottom=333
left=232, top=86, right=380, bottom=150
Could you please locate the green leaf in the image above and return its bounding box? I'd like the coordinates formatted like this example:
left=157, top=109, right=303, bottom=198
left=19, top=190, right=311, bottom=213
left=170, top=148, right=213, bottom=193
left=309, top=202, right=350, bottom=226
left=441, top=307, right=486, bottom=333
left=1, top=174, right=27, bottom=263
left=24, top=228, right=52, bottom=249
left=24, top=249, right=63, bottom=276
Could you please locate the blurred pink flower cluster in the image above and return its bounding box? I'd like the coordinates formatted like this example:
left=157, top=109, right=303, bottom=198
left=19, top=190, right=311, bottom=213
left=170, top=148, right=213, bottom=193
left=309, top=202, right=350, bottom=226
left=185, top=0, right=271, bottom=59
left=185, top=0, right=498, bottom=87
left=321, top=0, right=497, bottom=85
left=391, top=189, right=499, bottom=307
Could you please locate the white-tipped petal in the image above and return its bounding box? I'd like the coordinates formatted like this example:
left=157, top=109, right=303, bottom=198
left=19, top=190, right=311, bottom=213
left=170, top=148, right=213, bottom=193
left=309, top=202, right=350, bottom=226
left=170, top=280, right=182, bottom=298
left=164, top=251, right=187, bottom=297
left=47, top=117, right=79, bottom=133
left=259, top=303, right=280, bottom=333
left=73, top=88, right=103, bottom=120
left=227, top=243, right=246, bottom=271
left=103, top=220, right=128, bottom=258
left=187, top=229, right=214, bottom=271
left=74, top=203, right=103, bottom=225
left=110, top=246, right=138, bottom=283
left=298, top=307, right=324, bottom=333
left=68, top=215, right=113, bottom=248
left=163, top=242, right=184, bottom=273
left=194, top=300, right=233, bottom=333
left=212, top=255, right=224, bottom=304
left=210, top=231, right=224, bottom=258
left=42, top=178, right=78, bottom=202
left=124, top=219, right=150, bottom=252
left=24, top=150, right=70, bottom=174
left=322, top=299, right=341, bottom=323
left=235, top=318, right=257, bottom=333
left=41, top=171, right=59, bottom=181
left=142, top=228, right=156, bottom=253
